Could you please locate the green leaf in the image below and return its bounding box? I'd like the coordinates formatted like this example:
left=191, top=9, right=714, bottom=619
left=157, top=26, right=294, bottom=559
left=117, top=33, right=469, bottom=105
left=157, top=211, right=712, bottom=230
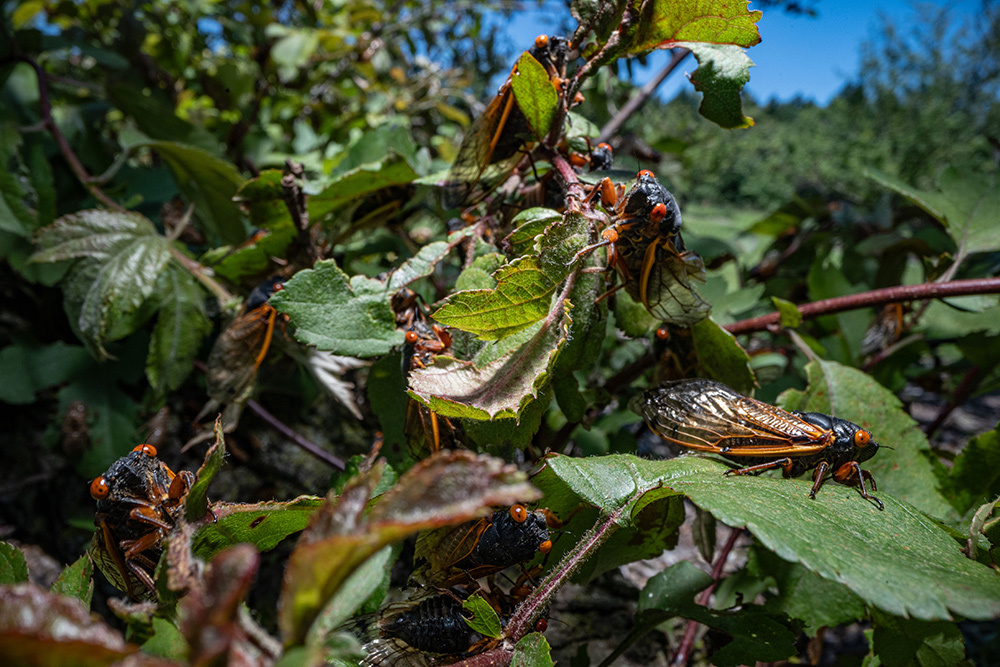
left=0, top=122, right=38, bottom=236
left=503, top=208, right=563, bottom=258
left=629, top=0, right=762, bottom=53
left=0, top=585, right=131, bottom=666
left=0, top=542, right=28, bottom=585
left=511, top=51, right=559, bottom=141
left=462, top=593, right=503, bottom=639
left=271, top=259, right=404, bottom=357
left=141, top=617, right=188, bottom=661
left=540, top=453, right=1000, bottom=621
left=691, top=317, right=756, bottom=394
left=0, top=343, right=91, bottom=404
left=941, top=423, right=1000, bottom=517
left=185, top=421, right=226, bottom=521
left=146, top=265, right=211, bottom=397
left=278, top=451, right=539, bottom=644
left=386, top=230, right=472, bottom=292
left=868, top=166, right=1000, bottom=256
left=140, top=141, right=246, bottom=245
left=308, top=157, right=419, bottom=229
left=681, top=43, right=755, bottom=130
left=51, top=555, right=94, bottom=608
left=329, top=124, right=420, bottom=178
left=779, top=360, right=955, bottom=520
left=32, top=210, right=171, bottom=359
left=307, top=545, right=396, bottom=646
left=434, top=255, right=560, bottom=340
left=771, top=297, right=802, bottom=328
left=870, top=612, right=967, bottom=667
left=366, top=353, right=411, bottom=458
left=511, top=633, right=555, bottom=667
left=192, top=496, right=323, bottom=561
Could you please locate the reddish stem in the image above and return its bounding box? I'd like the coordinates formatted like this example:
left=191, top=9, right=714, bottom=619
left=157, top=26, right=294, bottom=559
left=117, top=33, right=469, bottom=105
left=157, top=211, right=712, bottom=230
left=725, top=278, right=1000, bottom=336
left=670, top=526, right=743, bottom=666
left=246, top=399, right=345, bottom=471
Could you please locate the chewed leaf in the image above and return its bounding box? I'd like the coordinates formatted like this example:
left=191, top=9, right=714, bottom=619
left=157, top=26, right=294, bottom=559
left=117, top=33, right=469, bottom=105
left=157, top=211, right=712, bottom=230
left=630, top=0, right=762, bottom=53
left=270, top=259, right=404, bottom=357
left=511, top=50, right=559, bottom=141
left=681, top=42, right=755, bottom=129
left=192, top=496, right=324, bottom=561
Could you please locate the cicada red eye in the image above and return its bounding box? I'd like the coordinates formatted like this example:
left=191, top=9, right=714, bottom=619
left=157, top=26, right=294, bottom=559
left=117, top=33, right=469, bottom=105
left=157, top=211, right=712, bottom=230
left=655, top=327, right=671, bottom=341
left=539, top=539, right=553, bottom=554
left=638, top=169, right=655, bottom=179
left=90, top=476, right=110, bottom=500
left=405, top=330, right=420, bottom=344
left=535, top=35, right=549, bottom=49
left=854, top=430, right=872, bottom=447
left=133, top=444, right=157, bottom=457
left=536, top=618, right=548, bottom=632
left=650, top=202, right=668, bottom=223
left=510, top=504, right=528, bottom=523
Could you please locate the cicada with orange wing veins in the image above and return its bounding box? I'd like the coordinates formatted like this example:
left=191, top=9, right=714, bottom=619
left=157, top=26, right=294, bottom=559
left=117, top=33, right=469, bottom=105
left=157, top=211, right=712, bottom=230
left=412, top=504, right=553, bottom=587
left=575, top=170, right=710, bottom=327
left=206, top=276, right=285, bottom=404
left=633, top=379, right=884, bottom=509
left=444, top=35, right=572, bottom=207
left=89, top=444, right=194, bottom=599
left=344, top=593, right=493, bottom=667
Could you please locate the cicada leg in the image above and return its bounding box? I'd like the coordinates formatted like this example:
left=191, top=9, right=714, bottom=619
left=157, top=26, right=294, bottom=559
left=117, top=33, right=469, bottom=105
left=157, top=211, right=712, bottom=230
left=833, top=461, right=884, bottom=510
left=724, top=458, right=795, bottom=477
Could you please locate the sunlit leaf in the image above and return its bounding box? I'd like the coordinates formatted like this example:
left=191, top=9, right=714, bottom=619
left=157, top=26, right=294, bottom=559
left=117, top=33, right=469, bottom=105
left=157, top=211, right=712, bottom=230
left=511, top=51, right=559, bottom=141
left=629, top=0, right=762, bottom=53
left=681, top=42, right=755, bottom=129
left=510, top=632, right=555, bottom=667
left=463, top=594, right=503, bottom=639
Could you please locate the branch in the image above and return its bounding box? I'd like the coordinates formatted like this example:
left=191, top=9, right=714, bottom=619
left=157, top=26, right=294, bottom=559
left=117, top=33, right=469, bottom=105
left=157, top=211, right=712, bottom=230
left=18, top=56, right=122, bottom=211
left=599, top=48, right=690, bottom=144
left=246, top=399, right=346, bottom=471
left=725, top=278, right=1000, bottom=336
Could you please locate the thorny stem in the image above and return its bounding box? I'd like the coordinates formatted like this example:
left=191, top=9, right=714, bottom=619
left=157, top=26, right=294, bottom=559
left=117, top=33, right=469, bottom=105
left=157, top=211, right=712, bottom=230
left=725, top=277, right=1000, bottom=336
left=599, top=48, right=691, bottom=144
left=17, top=56, right=122, bottom=211
left=671, top=526, right=744, bottom=667
left=246, top=399, right=346, bottom=471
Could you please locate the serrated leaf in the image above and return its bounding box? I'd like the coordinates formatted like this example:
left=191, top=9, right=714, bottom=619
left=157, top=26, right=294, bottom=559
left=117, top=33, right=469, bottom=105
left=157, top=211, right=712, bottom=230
left=279, top=451, right=538, bottom=644
left=540, top=453, right=1000, bottom=621
left=463, top=593, right=503, bottom=639
left=51, top=555, right=94, bottom=608
left=140, top=141, right=246, bottom=245
left=681, top=42, right=755, bottom=129
left=629, top=0, right=762, bottom=53
left=511, top=632, right=555, bottom=667
left=31, top=210, right=160, bottom=263
left=192, top=496, right=323, bottom=561
left=868, top=166, right=1000, bottom=256
left=504, top=208, right=563, bottom=257
left=941, top=424, right=1000, bottom=517
left=511, top=51, right=559, bottom=141
left=185, top=420, right=225, bottom=521
left=146, top=266, right=211, bottom=397
left=271, top=259, right=404, bottom=357
left=692, top=317, right=756, bottom=394
left=779, top=360, right=954, bottom=520
left=0, top=542, right=28, bottom=585
left=0, top=584, right=132, bottom=666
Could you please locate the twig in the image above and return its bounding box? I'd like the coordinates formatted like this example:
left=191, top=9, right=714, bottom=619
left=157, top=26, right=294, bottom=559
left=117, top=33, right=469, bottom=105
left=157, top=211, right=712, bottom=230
left=671, top=526, right=743, bottom=666
left=168, top=246, right=233, bottom=304
left=725, top=278, right=1000, bottom=336
left=246, top=399, right=346, bottom=471
left=925, top=365, right=982, bottom=438
left=599, top=48, right=690, bottom=144
left=17, top=56, right=122, bottom=211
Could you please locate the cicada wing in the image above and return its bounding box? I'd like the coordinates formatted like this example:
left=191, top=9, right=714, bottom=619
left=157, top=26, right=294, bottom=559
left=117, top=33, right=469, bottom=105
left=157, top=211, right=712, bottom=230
left=411, top=518, right=489, bottom=586
left=639, top=241, right=711, bottom=327
left=636, top=379, right=831, bottom=456
left=205, top=304, right=276, bottom=403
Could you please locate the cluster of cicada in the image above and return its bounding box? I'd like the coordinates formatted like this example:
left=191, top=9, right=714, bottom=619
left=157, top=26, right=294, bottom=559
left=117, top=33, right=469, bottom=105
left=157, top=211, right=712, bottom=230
left=341, top=504, right=556, bottom=666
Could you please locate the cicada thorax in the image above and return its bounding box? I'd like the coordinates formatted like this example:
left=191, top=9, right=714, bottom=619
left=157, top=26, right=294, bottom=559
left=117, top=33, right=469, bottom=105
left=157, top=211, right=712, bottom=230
left=206, top=276, right=286, bottom=404
left=412, top=504, right=552, bottom=587
left=89, top=444, right=194, bottom=599
left=634, top=379, right=883, bottom=508
left=444, top=35, right=573, bottom=207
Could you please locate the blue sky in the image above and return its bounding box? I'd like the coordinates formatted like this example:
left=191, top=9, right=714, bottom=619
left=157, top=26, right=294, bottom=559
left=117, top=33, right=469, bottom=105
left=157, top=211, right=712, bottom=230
left=505, top=0, right=980, bottom=105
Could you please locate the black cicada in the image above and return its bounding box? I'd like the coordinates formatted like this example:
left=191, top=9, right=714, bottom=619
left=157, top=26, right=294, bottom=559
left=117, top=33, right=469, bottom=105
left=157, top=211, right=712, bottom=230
left=634, top=379, right=883, bottom=509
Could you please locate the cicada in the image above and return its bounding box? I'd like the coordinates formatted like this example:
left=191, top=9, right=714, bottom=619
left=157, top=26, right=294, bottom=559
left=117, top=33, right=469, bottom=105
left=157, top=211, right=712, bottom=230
left=577, top=170, right=710, bottom=327
left=89, top=444, right=194, bottom=599
left=412, top=504, right=552, bottom=586
left=634, top=379, right=883, bottom=509
left=344, top=594, right=490, bottom=667
left=206, top=276, right=284, bottom=404
left=445, top=35, right=570, bottom=207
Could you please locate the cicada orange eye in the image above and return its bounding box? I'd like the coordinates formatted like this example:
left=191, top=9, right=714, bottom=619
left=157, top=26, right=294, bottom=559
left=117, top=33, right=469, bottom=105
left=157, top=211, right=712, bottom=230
left=405, top=330, right=420, bottom=344
left=132, top=443, right=157, bottom=457
left=90, top=476, right=110, bottom=500
left=638, top=169, right=654, bottom=179
left=650, top=203, right=668, bottom=223
left=536, top=618, right=548, bottom=632
left=539, top=539, right=553, bottom=554
left=597, top=143, right=612, bottom=153
left=655, top=327, right=671, bottom=341
left=535, top=35, right=549, bottom=49
left=854, top=430, right=872, bottom=447
left=510, top=504, right=528, bottom=523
